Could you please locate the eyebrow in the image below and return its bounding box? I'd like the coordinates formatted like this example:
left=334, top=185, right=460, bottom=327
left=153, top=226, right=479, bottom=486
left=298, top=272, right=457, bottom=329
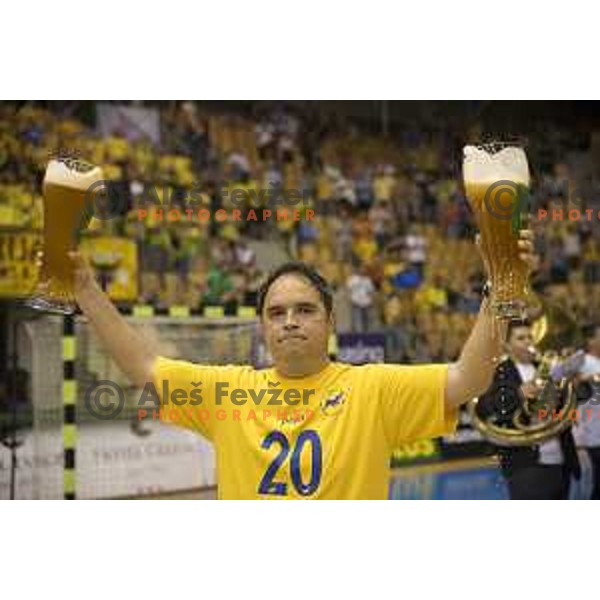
left=266, top=301, right=320, bottom=313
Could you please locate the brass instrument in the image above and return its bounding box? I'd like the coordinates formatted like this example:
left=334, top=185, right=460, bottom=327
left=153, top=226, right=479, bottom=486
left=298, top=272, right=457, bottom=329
left=468, top=299, right=584, bottom=446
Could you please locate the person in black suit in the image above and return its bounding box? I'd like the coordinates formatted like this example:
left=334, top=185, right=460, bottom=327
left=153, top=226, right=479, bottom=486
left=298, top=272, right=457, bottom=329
left=478, top=319, right=580, bottom=499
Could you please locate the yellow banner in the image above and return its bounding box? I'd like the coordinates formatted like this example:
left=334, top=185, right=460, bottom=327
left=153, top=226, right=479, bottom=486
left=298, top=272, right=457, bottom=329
left=391, top=439, right=439, bottom=464
left=80, top=236, right=138, bottom=301
left=0, top=230, right=41, bottom=297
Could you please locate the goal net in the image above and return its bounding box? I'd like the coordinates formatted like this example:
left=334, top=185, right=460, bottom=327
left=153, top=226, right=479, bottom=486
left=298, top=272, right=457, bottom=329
left=2, top=313, right=262, bottom=499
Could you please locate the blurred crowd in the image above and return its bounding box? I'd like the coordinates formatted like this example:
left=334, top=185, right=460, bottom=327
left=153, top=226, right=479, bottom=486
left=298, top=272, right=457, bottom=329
left=2, top=101, right=600, bottom=363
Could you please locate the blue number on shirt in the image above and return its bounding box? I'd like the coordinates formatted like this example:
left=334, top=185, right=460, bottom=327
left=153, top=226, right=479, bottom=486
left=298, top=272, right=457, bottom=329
left=258, top=429, right=322, bottom=496
left=291, top=430, right=322, bottom=496
left=258, top=430, right=290, bottom=495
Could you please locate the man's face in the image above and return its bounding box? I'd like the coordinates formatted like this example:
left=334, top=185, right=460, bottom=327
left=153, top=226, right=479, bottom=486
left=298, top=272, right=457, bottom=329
left=507, top=326, right=534, bottom=363
left=262, top=274, right=333, bottom=366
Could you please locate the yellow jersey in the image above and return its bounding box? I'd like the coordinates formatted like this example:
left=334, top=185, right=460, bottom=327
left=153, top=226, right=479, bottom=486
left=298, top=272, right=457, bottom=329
left=152, top=358, right=457, bottom=499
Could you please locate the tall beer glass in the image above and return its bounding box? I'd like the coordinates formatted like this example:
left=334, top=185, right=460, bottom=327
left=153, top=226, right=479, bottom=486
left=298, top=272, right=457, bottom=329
left=27, top=158, right=103, bottom=314
left=463, top=142, right=531, bottom=319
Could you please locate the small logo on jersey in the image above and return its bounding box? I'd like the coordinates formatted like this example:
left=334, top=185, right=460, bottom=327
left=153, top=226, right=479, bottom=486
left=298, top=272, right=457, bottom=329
left=321, top=387, right=348, bottom=417
left=278, top=412, right=308, bottom=427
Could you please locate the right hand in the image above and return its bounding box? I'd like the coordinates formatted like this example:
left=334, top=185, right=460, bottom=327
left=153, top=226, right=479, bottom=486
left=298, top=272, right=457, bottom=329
left=68, top=250, right=98, bottom=295
left=521, top=381, right=541, bottom=400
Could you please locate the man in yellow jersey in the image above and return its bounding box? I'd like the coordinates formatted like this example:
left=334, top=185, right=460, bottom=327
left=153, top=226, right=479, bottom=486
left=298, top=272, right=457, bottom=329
left=70, top=230, right=536, bottom=499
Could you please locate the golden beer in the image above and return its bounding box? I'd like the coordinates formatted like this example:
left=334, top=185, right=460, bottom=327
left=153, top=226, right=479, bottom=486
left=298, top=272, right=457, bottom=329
left=29, top=158, right=103, bottom=313
left=463, top=144, right=531, bottom=319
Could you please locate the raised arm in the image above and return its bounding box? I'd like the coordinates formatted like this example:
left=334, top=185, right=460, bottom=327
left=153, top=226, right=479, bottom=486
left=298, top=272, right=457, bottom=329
left=70, top=251, right=157, bottom=388
left=445, top=294, right=506, bottom=409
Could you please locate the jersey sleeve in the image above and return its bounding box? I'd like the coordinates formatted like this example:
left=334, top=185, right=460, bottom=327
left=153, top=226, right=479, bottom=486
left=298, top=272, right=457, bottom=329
left=371, top=363, right=458, bottom=449
left=151, top=356, right=243, bottom=441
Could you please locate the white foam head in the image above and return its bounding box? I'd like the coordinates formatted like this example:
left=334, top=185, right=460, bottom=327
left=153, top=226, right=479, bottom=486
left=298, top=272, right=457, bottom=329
left=44, top=158, right=104, bottom=191
left=463, top=145, right=530, bottom=187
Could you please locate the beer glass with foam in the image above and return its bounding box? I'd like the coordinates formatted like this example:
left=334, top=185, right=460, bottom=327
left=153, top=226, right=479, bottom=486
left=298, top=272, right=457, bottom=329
left=28, top=158, right=103, bottom=313
left=463, top=143, right=531, bottom=319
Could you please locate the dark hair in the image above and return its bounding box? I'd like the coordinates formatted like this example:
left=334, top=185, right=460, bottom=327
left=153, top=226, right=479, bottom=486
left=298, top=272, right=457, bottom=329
left=507, top=318, right=532, bottom=341
left=256, top=261, right=333, bottom=318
